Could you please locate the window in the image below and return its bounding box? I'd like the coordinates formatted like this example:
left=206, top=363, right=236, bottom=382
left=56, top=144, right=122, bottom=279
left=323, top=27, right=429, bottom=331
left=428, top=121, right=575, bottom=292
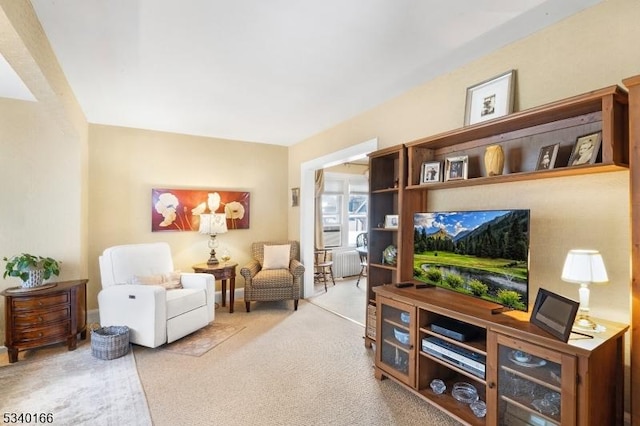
left=321, top=173, right=368, bottom=248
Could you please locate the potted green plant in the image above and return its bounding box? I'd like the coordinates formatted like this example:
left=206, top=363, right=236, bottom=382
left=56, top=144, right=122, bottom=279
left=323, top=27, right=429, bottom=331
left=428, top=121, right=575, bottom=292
left=3, top=253, right=61, bottom=289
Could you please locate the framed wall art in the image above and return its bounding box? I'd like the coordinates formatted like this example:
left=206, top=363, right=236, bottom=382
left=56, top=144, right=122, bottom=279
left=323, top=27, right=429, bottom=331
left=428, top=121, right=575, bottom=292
left=291, top=187, right=300, bottom=207
left=464, top=70, right=516, bottom=126
left=152, top=188, right=250, bottom=232
left=444, top=156, right=468, bottom=181
left=529, top=288, right=580, bottom=342
left=536, top=143, right=560, bottom=171
left=568, top=132, right=602, bottom=166
left=420, top=161, right=442, bottom=184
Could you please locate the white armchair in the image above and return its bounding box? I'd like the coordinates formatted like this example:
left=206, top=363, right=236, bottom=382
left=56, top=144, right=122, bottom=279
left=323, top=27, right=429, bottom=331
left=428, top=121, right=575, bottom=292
left=98, top=242, right=215, bottom=348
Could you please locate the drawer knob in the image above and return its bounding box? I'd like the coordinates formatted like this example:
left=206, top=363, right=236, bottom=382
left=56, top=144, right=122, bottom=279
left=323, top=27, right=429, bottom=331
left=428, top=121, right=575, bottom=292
left=38, top=316, right=43, bottom=322
left=38, top=332, right=43, bottom=337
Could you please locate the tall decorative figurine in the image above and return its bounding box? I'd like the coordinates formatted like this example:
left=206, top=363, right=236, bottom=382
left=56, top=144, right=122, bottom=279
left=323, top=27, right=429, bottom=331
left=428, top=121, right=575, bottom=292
left=484, top=144, right=505, bottom=176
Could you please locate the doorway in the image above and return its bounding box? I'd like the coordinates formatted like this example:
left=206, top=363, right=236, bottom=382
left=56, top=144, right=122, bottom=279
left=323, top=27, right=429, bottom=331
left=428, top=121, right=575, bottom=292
left=299, top=138, right=377, bottom=300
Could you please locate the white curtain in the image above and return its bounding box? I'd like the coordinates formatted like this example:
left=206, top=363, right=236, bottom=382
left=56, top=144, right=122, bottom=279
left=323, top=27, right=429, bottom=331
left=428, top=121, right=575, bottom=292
left=314, top=169, right=324, bottom=250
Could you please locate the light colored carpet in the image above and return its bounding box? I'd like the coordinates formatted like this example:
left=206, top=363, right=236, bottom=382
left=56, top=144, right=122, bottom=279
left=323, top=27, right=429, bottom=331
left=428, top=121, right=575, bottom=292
left=160, top=322, right=245, bottom=357
left=134, top=299, right=463, bottom=426
left=0, top=339, right=151, bottom=426
left=308, top=276, right=366, bottom=325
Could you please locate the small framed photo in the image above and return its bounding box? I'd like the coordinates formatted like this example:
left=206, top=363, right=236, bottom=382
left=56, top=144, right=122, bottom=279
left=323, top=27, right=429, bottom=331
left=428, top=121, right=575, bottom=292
left=464, top=70, right=516, bottom=126
left=291, top=187, right=300, bottom=207
left=529, top=288, right=580, bottom=342
left=444, top=156, right=468, bottom=181
left=420, top=161, right=442, bottom=184
left=568, top=132, right=602, bottom=166
left=384, top=215, right=399, bottom=229
left=536, top=143, right=560, bottom=171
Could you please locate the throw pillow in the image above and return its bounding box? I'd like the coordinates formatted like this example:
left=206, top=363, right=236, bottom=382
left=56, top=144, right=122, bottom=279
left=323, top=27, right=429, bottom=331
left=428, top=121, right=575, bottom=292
left=132, top=271, right=183, bottom=290
left=132, top=274, right=164, bottom=285
left=262, top=244, right=291, bottom=270
left=162, top=271, right=183, bottom=290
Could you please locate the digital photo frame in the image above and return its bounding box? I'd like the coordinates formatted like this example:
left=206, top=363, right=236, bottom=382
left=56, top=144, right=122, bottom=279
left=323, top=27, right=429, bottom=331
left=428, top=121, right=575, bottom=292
left=530, top=288, right=580, bottom=342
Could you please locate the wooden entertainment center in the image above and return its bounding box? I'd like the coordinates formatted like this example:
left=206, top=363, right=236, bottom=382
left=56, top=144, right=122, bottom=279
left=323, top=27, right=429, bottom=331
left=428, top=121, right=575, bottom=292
left=374, top=284, right=627, bottom=425
left=365, top=84, right=631, bottom=424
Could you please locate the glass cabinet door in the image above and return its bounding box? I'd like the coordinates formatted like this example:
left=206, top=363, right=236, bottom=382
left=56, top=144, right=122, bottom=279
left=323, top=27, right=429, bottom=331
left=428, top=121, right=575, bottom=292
left=495, top=334, right=576, bottom=426
left=376, top=296, right=415, bottom=387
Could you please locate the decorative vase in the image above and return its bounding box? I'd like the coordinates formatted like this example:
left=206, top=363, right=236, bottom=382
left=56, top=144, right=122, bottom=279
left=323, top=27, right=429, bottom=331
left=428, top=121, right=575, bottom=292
left=22, top=269, right=45, bottom=289
left=484, top=144, right=505, bottom=176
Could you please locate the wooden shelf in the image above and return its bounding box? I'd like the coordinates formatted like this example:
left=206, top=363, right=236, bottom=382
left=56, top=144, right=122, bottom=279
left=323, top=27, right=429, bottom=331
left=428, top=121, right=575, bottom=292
left=369, top=262, right=397, bottom=271
left=405, top=85, right=626, bottom=150
left=406, top=162, right=627, bottom=191
left=371, top=187, right=399, bottom=194
left=405, top=85, right=628, bottom=187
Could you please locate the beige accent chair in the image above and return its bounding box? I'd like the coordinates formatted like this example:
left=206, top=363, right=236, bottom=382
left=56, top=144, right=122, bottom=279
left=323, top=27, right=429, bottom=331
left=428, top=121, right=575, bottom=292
left=98, top=242, right=215, bottom=348
left=240, top=241, right=304, bottom=312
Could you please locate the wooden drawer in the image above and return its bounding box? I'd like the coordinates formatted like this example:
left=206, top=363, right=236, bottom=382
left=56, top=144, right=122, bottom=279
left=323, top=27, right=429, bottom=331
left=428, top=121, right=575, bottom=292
left=13, top=321, right=70, bottom=343
left=12, top=293, right=69, bottom=310
left=13, top=307, right=70, bottom=328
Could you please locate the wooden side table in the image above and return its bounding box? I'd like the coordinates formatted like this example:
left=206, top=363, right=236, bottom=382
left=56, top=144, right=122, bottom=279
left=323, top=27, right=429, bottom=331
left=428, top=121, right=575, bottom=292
left=1, top=279, right=88, bottom=363
left=192, top=262, right=238, bottom=313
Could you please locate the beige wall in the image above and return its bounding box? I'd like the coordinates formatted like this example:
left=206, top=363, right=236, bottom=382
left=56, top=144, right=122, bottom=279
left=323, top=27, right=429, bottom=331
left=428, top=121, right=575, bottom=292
left=88, top=125, right=289, bottom=309
left=0, top=2, right=88, bottom=340
left=0, top=98, right=87, bottom=336
left=290, top=0, right=638, bottom=316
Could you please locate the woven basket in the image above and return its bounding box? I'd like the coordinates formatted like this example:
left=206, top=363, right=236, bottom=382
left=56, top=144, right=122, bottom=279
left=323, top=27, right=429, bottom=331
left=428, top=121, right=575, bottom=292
left=366, top=304, right=377, bottom=339
left=91, top=325, right=130, bottom=360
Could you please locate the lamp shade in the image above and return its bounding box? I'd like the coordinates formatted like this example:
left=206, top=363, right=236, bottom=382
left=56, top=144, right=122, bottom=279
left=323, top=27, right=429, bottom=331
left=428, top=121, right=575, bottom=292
left=198, top=213, right=228, bottom=235
left=561, top=249, right=608, bottom=284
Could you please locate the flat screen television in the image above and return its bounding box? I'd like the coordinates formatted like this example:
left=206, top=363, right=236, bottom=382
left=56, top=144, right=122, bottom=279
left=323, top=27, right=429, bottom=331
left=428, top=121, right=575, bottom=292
left=413, top=209, right=530, bottom=312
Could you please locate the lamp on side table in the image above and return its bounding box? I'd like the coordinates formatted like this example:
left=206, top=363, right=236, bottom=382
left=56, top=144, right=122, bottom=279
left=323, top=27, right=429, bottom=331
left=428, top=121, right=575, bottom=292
left=198, top=213, right=228, bottom=265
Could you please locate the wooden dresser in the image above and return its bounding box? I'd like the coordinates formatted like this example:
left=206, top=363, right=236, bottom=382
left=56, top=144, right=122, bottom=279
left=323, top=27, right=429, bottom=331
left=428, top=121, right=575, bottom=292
left=2, top=279, right=87, bottom=363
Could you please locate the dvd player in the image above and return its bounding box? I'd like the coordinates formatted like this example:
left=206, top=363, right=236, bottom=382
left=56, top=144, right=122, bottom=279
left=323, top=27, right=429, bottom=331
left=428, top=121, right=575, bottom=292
left=430, top=318, right=479, bottom=342
left=422, top=336, right=485, bottom=379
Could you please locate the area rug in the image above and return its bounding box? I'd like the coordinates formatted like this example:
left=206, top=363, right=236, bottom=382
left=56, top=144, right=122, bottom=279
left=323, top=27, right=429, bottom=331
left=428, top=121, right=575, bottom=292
left=0, top=341, right=151, bottom=426
left=160, top=322, right=245, bottom=357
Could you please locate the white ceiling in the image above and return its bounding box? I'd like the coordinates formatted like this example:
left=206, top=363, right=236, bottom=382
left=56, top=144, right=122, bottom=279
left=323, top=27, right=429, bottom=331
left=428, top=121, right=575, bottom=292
left=3, top=1, right=599, bottom=145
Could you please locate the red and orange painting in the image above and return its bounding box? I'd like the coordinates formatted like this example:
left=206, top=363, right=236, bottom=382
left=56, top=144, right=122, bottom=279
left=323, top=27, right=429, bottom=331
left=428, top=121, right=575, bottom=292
left=152, top=188, right=250, bottom=232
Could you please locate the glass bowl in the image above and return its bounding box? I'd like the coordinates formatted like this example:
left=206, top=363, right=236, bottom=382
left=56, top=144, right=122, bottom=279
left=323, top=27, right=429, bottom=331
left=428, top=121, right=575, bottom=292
left=430, top=379, right=446, bottom=394
left=452, top=382, right=479, bottom=404
left=393, top=328, right=410, bottom=345
left=470, top=400, right=486, bottom=418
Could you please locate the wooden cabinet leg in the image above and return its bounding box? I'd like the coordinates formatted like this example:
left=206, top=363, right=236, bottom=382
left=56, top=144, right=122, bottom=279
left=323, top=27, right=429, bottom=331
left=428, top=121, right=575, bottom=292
left=374, top=368, right=386, bottom=381
left=67, top=336, right=77, bottom=351
left=8, top=348, right=18, bottom=363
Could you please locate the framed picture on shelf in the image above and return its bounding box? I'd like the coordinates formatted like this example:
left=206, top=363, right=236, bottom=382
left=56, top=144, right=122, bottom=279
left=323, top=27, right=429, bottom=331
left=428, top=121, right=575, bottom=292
left=384, top=214, right=399, bottom=229
left=529, top=288, right=580, bottom=342
left=535, top=143, right=560, bottom=171
left=420, top=161, right=442, bottom=184
left=464, top=70, right=516, bottom=126
left=568, top=132, right=602, bottom=166
left=444, top=156, right=468, bottom=181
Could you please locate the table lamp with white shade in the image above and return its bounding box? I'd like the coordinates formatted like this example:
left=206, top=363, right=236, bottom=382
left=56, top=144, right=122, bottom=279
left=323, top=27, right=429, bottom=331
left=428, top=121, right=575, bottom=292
left=561, top=249, right=608, bottom=331
left=198, top=213, right=228, bottom=265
